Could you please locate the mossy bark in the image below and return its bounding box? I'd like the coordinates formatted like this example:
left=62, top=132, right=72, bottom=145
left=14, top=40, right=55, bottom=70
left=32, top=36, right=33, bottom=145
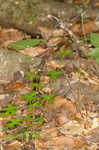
left=0, top=0, right=98, bottom=34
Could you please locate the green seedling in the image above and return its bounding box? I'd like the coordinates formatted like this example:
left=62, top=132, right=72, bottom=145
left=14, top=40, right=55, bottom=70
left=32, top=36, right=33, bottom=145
left=41, top=93, right=54, bottom=103
left=22, top=91, right=39, bottom=103
left=22, top=116, right=35, bottom=122
left=47, top=69, right=64, bottom=80
left=0, top=104, right=20, bottom=117
left=24, top=57, right=33, bottom=61
left=81, top=36, right=87, bottom=43
left=32, top=133, right=40, bottom=138
left=74, top=67, right=85, bottom=76
left=68, top=39, right=73, bottom=44
left=4, top=118, right=21, bottom=129
left=35, top=115, right=43, bottom=125
left=29, top=83, right=44, bottom=89
left=28, top=101, right=41, bottom=109
left=59, top=49, right=74, bottom=59
left=0, top=67, right=55, bottom=141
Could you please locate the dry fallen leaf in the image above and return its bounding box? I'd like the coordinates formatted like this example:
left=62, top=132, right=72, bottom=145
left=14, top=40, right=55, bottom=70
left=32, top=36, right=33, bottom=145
left=71, top=19, right=98, bottom=36
left=41, top=87, right=51, bottom=93
left=5, top=82, right=25, bottom=90
left=47, top=37, right=67, bottom=47
left=0, top=28, right=25, bottom=47
left=72, top=0, right=85, bottom=5
left=40, top=76, right=50, bottom=84
left=3, top=140, right=21, bottom=150
left=46, top=60, right=62, bottom=69
left=19, top=46, right=47, bottom=57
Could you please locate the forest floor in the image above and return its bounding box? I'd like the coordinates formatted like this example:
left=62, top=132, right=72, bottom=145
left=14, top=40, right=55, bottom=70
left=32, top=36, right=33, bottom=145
left=0, top=0, right=99, bottom=150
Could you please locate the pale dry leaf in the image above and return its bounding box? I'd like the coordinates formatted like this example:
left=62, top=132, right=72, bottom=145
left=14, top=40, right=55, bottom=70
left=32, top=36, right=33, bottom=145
left=38, top=26, right=54, bottom=40
left=40, top=76, right=50, bottom=84
left=41, top=87, right=51, bottom=93
left=46, top=60, right=62, bottom=69
left=47, top=37, right=67, bottom=47
left=0, top=28, right=24, bottom=46
left=56, top=111, right=69, bottom=125
left=71, top=19, right=98, bottom=36
left=19, top=46, right=47, bottom=57
left=50, top=96, right=66, bottom=109
left=3, top=140, right=21, bottom=150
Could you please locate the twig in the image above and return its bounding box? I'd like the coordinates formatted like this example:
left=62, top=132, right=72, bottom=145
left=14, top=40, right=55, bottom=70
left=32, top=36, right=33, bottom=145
left=48, top=14, right=88, bottom=57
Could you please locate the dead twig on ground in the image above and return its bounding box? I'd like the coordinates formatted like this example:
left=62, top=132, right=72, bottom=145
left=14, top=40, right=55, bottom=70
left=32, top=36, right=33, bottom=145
left=48, top=14, right=88, bottom=57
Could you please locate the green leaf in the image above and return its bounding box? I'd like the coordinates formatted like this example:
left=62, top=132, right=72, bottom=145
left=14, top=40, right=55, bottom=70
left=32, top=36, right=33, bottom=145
left=24, top=131, right=30, bottom=138
left=22, top=91, right=39, bottom=103
left=90, top=33, right=99, bottom=47
left=0, top=104, right=20, bottom=117
left=30, top=83, right=44, bottom=89
left=28, top=102, right=41, bottom=109
left=47, top=70, right=64, bottom=80
left=74, top=67, right=85, bottom=76
left=59, top=49, right=73, bottom=58
left=35, top=116, right=43, bottom=125
left=88, top=48, right=99, bottom=63
left=32, top=133, right=40, bottom=138
left=88, top=33, right=99, bottom=64
left=5, top=118, right=21, bottom=129
left=23, top=116, right=34, bottom=122
left=24, top=57, right=32, bottom=61
left=41, top=94, right=54, bottom=103
left=8, top=39, right=41, bottom=50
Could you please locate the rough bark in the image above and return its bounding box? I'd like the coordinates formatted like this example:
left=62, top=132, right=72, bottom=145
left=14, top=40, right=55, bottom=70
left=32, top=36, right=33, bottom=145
left=0, top=0, right=99, bottom=34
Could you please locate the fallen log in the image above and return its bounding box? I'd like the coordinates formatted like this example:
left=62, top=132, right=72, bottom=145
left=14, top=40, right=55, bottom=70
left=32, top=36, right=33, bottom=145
left=0, top=0, right=99, bottom=34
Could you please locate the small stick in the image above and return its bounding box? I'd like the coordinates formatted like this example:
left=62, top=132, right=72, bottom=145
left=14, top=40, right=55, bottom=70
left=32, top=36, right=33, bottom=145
left=48, top=14, right=88, bottom=57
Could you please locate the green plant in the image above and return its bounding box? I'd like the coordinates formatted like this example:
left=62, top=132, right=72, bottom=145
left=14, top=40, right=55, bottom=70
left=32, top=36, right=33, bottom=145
left=59, top=49, right=74, bottom=59
left=8, top=39, right=41, bottom=50
left=81, top=36, right=87, bottom=43
left=74, top=67, right=85, bottom=76
left=41, top=93, right=54, bottom=103
left=4, top=118, right=21, bottom=129
left=0, top=104, right=20, bottom=117
left=88, top=32, right=99, bottom=64
left=0, top=68, right=56, bottom=142
left=47, top=69, right=64, bottom=80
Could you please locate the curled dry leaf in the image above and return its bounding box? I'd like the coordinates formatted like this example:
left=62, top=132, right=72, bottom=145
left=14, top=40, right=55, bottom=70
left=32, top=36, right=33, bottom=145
left=19, top=46, right=47, bottom=57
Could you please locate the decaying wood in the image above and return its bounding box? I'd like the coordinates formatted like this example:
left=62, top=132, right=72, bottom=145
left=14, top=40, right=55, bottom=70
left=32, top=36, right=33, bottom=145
left=0, top=0, right=99, bottom=35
